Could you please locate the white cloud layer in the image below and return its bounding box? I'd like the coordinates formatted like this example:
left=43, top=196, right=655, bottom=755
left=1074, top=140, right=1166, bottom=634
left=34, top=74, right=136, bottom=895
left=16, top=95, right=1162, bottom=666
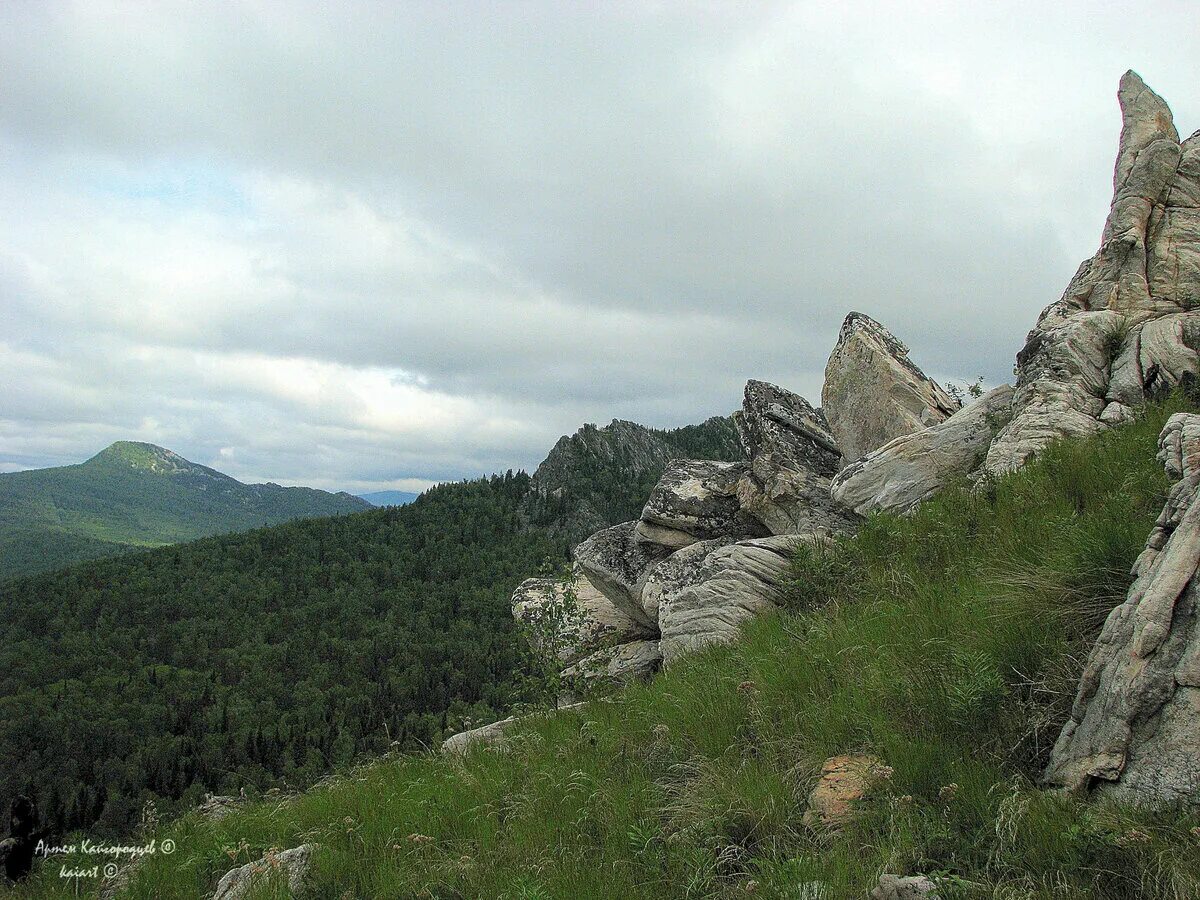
left=1, top=1, right=1197, bottom=490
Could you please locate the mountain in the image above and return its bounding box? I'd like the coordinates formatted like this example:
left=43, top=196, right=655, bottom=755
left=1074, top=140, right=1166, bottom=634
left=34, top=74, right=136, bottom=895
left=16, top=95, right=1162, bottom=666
left=0, top=414, right=741, bottom=837
left=357, top=490, right=420, bottom=506
left=0, top=441, right=369, bottom=580
left=522, top=415, right=743, bottom=542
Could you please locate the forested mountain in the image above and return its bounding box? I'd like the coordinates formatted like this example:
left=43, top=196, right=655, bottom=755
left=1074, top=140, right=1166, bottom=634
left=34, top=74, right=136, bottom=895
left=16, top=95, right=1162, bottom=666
left=357, top=490, right=420, bottom=506
left=0, top=441, right=369, bottom=580
left=524, top=415, right=742, bottom=541
left=0, top=415, right=742, bottom=838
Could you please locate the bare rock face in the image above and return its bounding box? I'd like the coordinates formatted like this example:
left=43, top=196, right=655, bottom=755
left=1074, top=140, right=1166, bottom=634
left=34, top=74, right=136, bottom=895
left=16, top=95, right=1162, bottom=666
left=212, top=844, right=316, bottom=900
left=1043, top=413, right=1200, bottom=808
left=983, top=72, right=1200, bottom=477
left=636, top=459, right=765, bottom=551
left=573, top=521, right=670, bottom=630
left=735, top=380, right=860, bottom=536
left=831, top=384, right=1015, bottom=516
left=658, top=534, right=820, bottom=664
left=561, top=639, right=662, bottom=687
left=822, top=312, right=960, bottom=465
left=511, top=572, right=653, bottom=665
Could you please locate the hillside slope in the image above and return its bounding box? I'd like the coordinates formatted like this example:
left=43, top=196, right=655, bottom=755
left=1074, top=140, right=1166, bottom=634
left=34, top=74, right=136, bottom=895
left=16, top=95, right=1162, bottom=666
left=0, top=442, right=369, bottom=579
left=0, top=415, right=742, bottom=839
left=28, top=401, right=1200, bottom=900
left=523, top=416, right=743, bottom=542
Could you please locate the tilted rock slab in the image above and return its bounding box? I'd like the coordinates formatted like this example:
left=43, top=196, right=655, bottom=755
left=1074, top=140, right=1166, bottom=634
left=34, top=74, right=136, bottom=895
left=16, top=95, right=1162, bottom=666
left=635, top=458, right=765, bottom=551
left=734, top=380, right=861, bottom=536
left=511, top=571, right=653, bottom=665
left=831, top=384, right=1014, bottom=516
left=983, top=72, right=1200, bottom=477
left=658, top=534, right=822, bottom=664
left=573, top=521, right=670, bottom=629
left=822, top=311, right=960, bottom=465
left=1043, top=413, right=1200, bottom=807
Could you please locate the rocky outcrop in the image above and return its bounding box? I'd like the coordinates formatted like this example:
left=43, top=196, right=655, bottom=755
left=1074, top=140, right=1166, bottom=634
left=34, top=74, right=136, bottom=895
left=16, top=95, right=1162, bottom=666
left=982, top=72, right=1200, bottom=477
left=573, top=522, right=670, bottom=630
left=635, top=459, right=764, bottom=551
left=212, top=844, right=316, bottom=900
left=831, top=385, right=1014, bottom=516
left=822, top=311, right=960, bottom=464
left=735, top=380, right=861, bottom=536
left=1044, top=413, right=1200, bottom=808
left=658, top=534, right=820, bottom=664
left=511, top=572, right=652, bottom=665
left=561, top=639, right=662, bottom=687
left=524, top=416, right=743, bottom=542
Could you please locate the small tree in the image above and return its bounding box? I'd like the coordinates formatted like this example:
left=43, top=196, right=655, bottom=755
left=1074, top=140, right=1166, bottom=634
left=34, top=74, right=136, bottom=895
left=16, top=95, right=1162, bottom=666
left=514, top=566, right=586, bottom=711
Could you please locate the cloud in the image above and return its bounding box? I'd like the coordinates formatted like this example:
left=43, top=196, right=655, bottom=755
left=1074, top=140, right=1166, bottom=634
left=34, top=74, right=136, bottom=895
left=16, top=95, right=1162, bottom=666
left=0, top=1, right=1197, bottom=489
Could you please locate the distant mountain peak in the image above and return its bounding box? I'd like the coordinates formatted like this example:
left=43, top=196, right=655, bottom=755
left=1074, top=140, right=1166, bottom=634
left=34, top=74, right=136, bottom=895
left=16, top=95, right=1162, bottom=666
left=88, top=441, right=225, bottom=479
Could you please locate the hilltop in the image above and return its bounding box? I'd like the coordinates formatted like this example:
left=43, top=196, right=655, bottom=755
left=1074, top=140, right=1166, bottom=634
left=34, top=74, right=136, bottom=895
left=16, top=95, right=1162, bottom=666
left=0, top=442, right=369, bottom=579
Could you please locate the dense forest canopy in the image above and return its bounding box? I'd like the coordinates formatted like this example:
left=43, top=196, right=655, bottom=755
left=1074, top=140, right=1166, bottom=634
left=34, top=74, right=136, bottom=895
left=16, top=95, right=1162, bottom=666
left=0, top=415, right=742, bottom=837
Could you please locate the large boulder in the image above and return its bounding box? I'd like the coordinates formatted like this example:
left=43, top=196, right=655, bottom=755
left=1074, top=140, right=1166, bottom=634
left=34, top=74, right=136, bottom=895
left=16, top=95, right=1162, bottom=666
left=734, top=380, right=860, bottom=536
left=573, top=521, right=670, bottom=630
left=635, top=459, right=765, bottom=551
left=561, top=639, right=662, bottom=688
left=511, top=571, right=653, bottom=665
left=822, top=311, right=960, bottom=464
left=212, top=844, right=316, bottom=900
left=982, top=73, right=1200, bottom=477
left=831, top=384, right=1015, bottom=516
left=658, top=534, right=819, bottom=664
left=1043, top=413, right=1200, bottom=808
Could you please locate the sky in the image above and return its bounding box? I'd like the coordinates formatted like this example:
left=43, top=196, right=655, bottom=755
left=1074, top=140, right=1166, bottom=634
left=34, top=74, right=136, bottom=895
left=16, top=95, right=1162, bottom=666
left=1, top=2, right=1197, bottom=495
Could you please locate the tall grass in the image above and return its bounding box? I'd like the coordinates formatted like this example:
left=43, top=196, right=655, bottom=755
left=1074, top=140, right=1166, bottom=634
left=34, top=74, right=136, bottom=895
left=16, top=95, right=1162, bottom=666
left=18, top=398, right=1200, bottom=899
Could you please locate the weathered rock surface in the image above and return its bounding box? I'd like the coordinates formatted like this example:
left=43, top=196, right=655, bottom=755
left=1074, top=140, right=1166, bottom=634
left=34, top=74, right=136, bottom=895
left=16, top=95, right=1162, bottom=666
left=561, top=639, right=661, bottom=687
left=1043, top=413, right=1200, bottom=808
left=983, top=73, right=1200, bottom=477
left=658, top=534, right=819, bottom=664
left=636, top=458, right=764, bottom=550
left=573, top=521, right=670, bottom=629
left=639, top=538, right=729, bottom=625
left=802, top=754, right=888, bottom=828
left=735, top=380, right=860, bottom=536
left=831, top=384, right=1015, bottom=516
left=511, top=572, right=652, bottom=665
left=822, top=311, right=960, bottom=465
left=212, top=844, right=316, bottom=900
left=871, top=874, right=940, bottom=900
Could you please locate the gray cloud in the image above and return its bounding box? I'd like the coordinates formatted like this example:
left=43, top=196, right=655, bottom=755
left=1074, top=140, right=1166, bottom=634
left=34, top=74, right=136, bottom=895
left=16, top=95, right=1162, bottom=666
left=1, top=2, right=1198, bottom=490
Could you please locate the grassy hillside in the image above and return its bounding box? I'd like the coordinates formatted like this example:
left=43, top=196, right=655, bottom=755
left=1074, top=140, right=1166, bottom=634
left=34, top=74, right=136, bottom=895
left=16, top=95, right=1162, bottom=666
left=0, top=442, right=369, bottom=580
left=28, top=399, right=1200, bottom=899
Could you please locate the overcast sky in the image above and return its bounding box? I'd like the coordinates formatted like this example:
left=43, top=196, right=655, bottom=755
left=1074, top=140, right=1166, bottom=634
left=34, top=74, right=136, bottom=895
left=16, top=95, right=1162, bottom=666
left=1, top=2, right=1197, bottom=493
